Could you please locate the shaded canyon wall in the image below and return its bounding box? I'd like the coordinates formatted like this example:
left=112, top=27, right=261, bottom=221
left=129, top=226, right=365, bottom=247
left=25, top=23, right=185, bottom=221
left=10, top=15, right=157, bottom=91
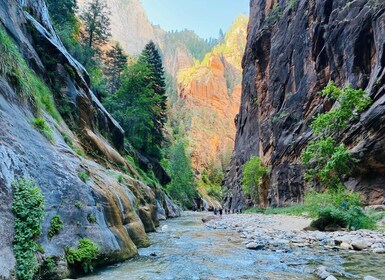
left=223, top=0, right=385, bottom=210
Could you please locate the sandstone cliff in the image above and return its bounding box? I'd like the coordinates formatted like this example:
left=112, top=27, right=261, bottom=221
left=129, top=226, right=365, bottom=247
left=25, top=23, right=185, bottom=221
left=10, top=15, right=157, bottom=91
left=223, top=0, right=385, bottom=211
left=176, top=16, right=247, bottom=178
left=0, top=0, right=179, bottom=278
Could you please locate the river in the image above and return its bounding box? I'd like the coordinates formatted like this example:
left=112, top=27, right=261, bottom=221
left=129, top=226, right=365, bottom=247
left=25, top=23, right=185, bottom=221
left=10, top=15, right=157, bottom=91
left=81, top=212, right=385, bottom=280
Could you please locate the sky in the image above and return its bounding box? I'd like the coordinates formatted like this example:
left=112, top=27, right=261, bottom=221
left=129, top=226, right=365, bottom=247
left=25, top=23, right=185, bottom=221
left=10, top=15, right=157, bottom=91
left=140, top=0, right=250, bottom=39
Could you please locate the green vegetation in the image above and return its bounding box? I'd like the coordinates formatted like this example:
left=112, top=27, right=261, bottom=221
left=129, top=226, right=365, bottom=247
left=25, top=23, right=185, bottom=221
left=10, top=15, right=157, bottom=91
left=298, top=82, right=373, bottom=230
left=200, top=164, right=224, bottom=201
left=104, top=42, right=167, bottom=161
left=32, top=118, right=55, bottom=143
left=87, top=214, right=97, bottom=223
left=164, top=29, right=216, bottom=61
left=178, top=15, right=248, bottom=85
left=62, top=133, right=74, bottom=148
left=302, top=82, right=372, bottom=189
left=80, top=0, right=111, bottom=49
left=241, top=156, right=268, bottom=206
left=105, top=43, right=128, bottom=94
left=66, top=238, right=99, bottom=273
left=78, top=171, right=90, bottom=183
left=12, top=178, right=45, bottom=280
left=165, top=140, right=196, bottom=208
left=0, top=27, right=60, bottom=121
left=75, top=200, right=85, bottom=209
left=246, top=189, right=377, bottom=230
left=263, top=3, right=283, bottom=27
left=48, top=214, right=63, bottom=238
left=117, top=174, right=124, bottom=183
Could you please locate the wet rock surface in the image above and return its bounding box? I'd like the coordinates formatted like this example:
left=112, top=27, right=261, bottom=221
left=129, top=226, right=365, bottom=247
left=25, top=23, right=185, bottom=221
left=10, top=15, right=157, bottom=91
left=223, top=0, right=385, bottom=211
left=0, top=0, right=180, bottom=279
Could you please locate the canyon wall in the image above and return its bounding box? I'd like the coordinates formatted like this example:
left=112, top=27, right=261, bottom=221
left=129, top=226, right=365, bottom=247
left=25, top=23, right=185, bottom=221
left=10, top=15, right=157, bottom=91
left=223, top=0, right=385, bottom=210
left=176, top=16, right=248, bottom=175
left=0, top=0, right=179, bottom=278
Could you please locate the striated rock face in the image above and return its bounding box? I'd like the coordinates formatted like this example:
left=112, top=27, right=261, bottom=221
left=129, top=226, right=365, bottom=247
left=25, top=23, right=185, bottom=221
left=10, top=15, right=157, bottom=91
left=176, top=16, right=248, bottom=175
left=0, top=0, right=179, bottom=278
left=223, top=0, right=385, bottom=211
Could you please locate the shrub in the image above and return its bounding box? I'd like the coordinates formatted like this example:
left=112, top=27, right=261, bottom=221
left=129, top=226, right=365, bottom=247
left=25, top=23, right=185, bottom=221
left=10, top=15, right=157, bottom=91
left=48, top=214, right=63, bottom=238
left=12, top=178, right=45, bottom=280
left=63, top=133, right=73, bottom=148
left=78, top=171, right=90, bottom=183
left=32, top=118, right=55, bottom=143
left=66, top=238, right=99, bottom=273
left=241, top=156, right=268, bottom=205
left=87, top=214, right=97, bottom=224
left=75, top=200, right=85, bottom=209
left=301, top=82, right=371, bottom=189
left=306, top=188, right=376, bottom=230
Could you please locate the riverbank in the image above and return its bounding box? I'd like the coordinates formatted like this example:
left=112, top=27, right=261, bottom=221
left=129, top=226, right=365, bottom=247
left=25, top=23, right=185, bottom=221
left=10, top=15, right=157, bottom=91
left=205, top=213, right=385, bottom=279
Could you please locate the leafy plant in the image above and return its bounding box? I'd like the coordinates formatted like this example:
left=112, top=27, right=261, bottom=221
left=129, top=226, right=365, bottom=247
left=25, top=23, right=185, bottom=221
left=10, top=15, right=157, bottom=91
left=48, top=214, right=63, bottom=238
left=78, top=171, right=90, bottom=183
left=301, top=82, right=371, bottom=189
left=241, top=156, right=268, bottom=205
left=165, top=140, right=197, bottom=208
left=32, top=118, right=55, bottom=143
left=87, top=214, right=97, bottom=224
left=66, top=238, right=99, bottom=273
left=12, top=178, right=45, bottom=280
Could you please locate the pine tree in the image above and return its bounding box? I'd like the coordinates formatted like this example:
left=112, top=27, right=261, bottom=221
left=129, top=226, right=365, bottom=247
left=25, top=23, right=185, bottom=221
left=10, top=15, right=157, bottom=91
left=139, top=41, right=167, bottom=146
left=103, top=62, right=163, bottom=159
left=80, top=0, right=111, bottom=49
left=105, top=43, right=128, bottom=94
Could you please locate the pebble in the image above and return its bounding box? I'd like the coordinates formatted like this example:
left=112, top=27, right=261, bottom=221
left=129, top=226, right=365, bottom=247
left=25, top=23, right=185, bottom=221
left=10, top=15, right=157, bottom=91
left=246, top=242, right=265, bottom=250
left=205, top=213, right=385, bottom=255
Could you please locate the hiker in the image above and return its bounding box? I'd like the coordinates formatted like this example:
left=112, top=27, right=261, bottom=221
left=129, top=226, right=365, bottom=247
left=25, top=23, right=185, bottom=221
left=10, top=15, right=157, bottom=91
left=219, top=208, right=223, bottom=217
left=214, top=208, right=218, bottom=215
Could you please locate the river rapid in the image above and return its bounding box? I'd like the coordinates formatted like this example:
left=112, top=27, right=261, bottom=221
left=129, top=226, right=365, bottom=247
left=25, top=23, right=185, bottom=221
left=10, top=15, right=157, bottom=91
left=81, top=212, right=385, bottom=280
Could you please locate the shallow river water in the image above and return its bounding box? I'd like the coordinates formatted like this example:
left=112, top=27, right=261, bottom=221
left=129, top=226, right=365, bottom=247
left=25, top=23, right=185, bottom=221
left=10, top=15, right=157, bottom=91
left=82, top=212, right=385, bottom=280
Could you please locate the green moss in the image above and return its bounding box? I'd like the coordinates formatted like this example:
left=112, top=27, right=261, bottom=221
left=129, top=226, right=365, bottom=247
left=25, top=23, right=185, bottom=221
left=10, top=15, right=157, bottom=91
left=66, top=238, right=99, bottom=273
left=12, top=178, right=45, bottom=280
left=78, top=171, right=90, bottom=183
left=0, top=26, right=60, bottom=121
left=48, top=214, right=63, bottom=238
left=32, top=118, right=55, bottom=143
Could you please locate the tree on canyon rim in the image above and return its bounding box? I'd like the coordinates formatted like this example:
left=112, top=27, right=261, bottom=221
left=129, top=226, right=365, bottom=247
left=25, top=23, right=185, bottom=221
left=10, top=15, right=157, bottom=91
left=80, top=0, right=111, bottom=49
